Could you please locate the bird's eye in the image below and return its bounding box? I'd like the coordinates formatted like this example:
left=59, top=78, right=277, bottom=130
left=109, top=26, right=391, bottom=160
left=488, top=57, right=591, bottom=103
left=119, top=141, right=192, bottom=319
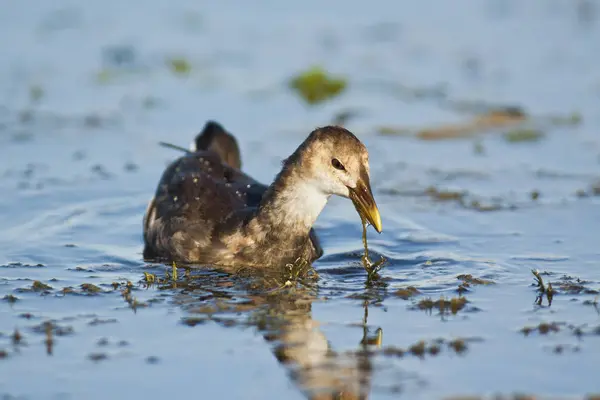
left=331, top=158, right=345, bottom=170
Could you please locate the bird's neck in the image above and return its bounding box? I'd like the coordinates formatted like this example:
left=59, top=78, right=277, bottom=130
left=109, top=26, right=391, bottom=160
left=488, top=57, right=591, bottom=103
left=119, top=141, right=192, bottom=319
left=257, top=160, right=330, bottom=237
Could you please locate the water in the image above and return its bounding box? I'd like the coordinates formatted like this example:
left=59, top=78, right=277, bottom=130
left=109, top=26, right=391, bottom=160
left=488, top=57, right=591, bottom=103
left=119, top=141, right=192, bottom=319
left=1, top=1, right=600, bottom=399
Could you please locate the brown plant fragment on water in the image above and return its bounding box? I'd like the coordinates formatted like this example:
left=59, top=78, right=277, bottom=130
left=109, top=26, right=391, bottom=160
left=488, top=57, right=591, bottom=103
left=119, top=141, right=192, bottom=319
left=457, top=274, right=495, bottom=286
left=32, top=280, right=52, bottom=291
left=416, top=296, right=468, bottom=314
left=80, top=283, right=103, bottom=294
left=393, top=286, right=421, bottom=300
left=520, top=321, right=561, bottom=336
left=417, top=107, right=526, bottom=140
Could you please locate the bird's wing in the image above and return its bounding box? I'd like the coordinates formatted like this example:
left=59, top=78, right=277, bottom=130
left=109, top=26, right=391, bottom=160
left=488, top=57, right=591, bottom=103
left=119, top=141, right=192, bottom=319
left=143, top=151, right=265, bottom=260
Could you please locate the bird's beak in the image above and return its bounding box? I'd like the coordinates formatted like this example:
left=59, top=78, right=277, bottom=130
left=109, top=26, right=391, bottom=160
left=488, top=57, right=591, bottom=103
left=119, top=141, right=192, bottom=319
left=349, top=178, right=382, bottom=233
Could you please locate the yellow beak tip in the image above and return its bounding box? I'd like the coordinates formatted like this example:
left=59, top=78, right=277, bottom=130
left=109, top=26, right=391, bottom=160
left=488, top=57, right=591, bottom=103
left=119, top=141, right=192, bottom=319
left=374, top=220, right=383, bottom=234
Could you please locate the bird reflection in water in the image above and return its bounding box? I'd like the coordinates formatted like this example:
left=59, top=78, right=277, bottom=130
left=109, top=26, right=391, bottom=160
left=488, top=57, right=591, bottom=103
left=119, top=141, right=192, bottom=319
left=162, top=265, right=384, bottom=400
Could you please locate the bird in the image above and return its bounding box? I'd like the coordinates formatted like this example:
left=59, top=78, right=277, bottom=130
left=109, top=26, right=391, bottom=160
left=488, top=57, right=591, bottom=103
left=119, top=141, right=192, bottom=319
left=143, top=121, right=382, bottom=269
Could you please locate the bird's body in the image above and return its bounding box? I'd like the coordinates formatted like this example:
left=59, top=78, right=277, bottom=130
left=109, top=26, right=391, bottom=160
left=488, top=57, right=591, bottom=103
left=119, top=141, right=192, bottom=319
left=143, top=122, right=381, bottom=268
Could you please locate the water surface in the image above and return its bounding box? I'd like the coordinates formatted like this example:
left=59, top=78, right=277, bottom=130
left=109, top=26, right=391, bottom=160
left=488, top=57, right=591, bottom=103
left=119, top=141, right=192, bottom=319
left=1, top=1, right=600, bottom=399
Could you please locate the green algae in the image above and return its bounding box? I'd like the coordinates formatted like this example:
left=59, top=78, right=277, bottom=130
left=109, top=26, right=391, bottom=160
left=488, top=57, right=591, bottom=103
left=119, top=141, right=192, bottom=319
left=167, top=57, right=191, bottom=76
left=289, top=66, right=347, bottom=105
left=80, top=283, right=103, bottom=294
left=503, top=128, right=545, bottom=143
left=31, top=280, right=53, bottom=292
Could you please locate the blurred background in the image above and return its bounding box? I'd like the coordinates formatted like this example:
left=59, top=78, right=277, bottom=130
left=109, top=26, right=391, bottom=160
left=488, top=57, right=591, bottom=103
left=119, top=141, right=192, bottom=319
left=1, top=1, right=599, bottom=399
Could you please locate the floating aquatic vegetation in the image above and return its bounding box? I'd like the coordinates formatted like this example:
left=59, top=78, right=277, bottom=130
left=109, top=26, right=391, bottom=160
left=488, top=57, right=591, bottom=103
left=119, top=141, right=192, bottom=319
left=552, top=275, right=599, bottom=295
left=117, top=280, right=148, bottom=311
left=359, top=217, right=386, bottom=284
left=532, top=269, right=555, bottom=306
left=88, top=318, right=117, bottom=326
left=520, top=322, right=562, bottom=336
left=376, top=106, right=582, bottom=141
left=377, top=126, right=412, bottom=136
left=532, top=271, right=598, bottom=307
left=457, top=274, right=495, bottom=286
left=377, top=107, right=525, bottom=140
left=80, top=283, right=103, bottom=294
left=393, top=286, right=421, bottom=300
left=143, top=271, right=159, bottom=285
left=416, top=186, right=513, bottom=212
left=457, top=274, right=495, bottom=294
left=530, top=190, right=540, bottom=200
left=425, top=186, right=465, bottom=202
left=171, top=261, right=178, bottom=281
left=280, top=258, right=318, bottom=287
left=456, top=275, right=492, bottom=285
left=31, top=280, right=53, bottom=292
left=31, top=321, right=74, bottom=337
left=2, top=294, right=18, bottom=304
left=2, top=262, right=45, bottom=268
left=414, top=295, right=469, bottom=315
left=257, top=257, right=319, bottom=293
left=289, top=66, right=347, bottom=105
left=167, top=57, right=192, bottom=76
left=503, top=128, right=544, bottom=143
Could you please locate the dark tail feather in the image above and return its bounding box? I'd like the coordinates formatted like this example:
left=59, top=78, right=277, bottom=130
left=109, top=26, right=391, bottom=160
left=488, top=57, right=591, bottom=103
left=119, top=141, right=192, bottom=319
left=194, top=120, right=242, bottom=169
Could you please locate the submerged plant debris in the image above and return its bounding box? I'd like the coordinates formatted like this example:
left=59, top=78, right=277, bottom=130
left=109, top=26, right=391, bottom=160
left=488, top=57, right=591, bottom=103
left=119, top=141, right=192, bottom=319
left=289, top=66, right=347, bottom=105
left=552, top=275, right=599, bottom=295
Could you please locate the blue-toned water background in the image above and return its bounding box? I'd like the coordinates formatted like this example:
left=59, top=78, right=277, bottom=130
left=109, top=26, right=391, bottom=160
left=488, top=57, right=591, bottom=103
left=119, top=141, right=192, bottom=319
left=1, top=1, right=599, bottom=399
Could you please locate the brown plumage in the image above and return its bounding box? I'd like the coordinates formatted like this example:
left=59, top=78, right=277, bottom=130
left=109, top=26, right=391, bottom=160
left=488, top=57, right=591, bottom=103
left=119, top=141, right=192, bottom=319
left=143, top=123, right=381, bottom=268
left=193, top=121, right=242, bottom=170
